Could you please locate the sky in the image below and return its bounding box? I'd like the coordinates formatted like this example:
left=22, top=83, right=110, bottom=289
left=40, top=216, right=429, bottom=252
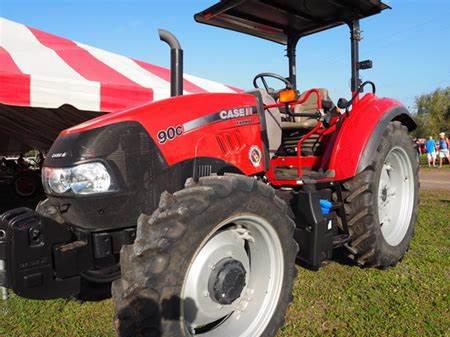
left=1, top=0, right=450, bottom=111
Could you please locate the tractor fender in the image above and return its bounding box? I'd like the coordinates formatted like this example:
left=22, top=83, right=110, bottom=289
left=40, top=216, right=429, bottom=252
left=356, top=105, right=416, bottom=174
left=326, top=95, right=416, bottom=181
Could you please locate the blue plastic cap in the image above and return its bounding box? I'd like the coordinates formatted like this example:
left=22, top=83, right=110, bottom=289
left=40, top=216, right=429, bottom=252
left=319, top=199, right=333, bottom=215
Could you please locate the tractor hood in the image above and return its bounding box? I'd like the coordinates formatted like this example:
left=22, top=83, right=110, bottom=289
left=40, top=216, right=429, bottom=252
left=56, top=92, right=261, bottom=169
left=42, top=92, right=264, bottom=230
left=61, top=92, right=254, bottom=138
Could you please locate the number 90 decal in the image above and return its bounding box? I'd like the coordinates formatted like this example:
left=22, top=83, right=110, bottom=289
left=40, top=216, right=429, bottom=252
left=157, top=125, right=184, bottom=144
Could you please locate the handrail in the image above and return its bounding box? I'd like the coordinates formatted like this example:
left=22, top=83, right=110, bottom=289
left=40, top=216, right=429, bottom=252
left=264, top=88, right=323, bottom=111
left=296, top=121, right=323, bottom=177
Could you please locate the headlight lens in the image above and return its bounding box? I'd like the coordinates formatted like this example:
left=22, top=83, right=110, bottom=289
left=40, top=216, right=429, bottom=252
left=43, top=162, right=112, bottom=195
left=47, top=167, right=72, bottom=194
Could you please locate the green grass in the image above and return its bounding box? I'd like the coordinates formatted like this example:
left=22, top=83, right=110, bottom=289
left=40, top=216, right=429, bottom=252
left=1, top=191, right=449, bottom=337
left=279, top=190, right=450, bottom=337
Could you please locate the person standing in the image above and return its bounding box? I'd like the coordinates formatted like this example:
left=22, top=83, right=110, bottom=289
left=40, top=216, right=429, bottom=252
left=438, top=132, right=450, bottom=168
left=425, top=136, right=437, bottom=167
left=414, top=138, right=422, bottom=163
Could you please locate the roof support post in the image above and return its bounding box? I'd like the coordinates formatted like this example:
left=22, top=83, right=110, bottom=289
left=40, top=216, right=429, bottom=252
left=350, top=20, right=361, bottom=93
left=287, top=34, right=300, bottom=90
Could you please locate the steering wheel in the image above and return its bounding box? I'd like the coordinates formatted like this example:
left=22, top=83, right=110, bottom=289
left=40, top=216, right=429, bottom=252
left=253, top=72, right=293, bottom=92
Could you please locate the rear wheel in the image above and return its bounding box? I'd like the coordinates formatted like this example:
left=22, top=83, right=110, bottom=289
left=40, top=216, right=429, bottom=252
left=112, top=175, right=298, bottom=337
left=13, top=173, right=40, bottom=198
left=342, top=121, right=419, bottom=268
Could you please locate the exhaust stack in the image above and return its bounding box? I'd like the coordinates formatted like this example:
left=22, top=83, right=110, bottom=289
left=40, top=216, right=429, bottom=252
left=159, top=29, right=183, bottom=97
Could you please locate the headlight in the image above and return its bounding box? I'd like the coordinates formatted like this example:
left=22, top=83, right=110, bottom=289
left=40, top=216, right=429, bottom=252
left=43, top=162, right=112, bottom=195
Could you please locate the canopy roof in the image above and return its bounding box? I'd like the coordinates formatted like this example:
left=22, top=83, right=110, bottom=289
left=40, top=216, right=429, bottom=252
left=0, top=17, right=240, bottom=112
left=195, top=0, right=390, bottom=44
left=0, top=17, right=241, bottom=154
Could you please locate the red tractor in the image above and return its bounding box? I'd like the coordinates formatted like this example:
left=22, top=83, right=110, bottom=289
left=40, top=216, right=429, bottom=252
left=0, top=1, right=419, bottom=337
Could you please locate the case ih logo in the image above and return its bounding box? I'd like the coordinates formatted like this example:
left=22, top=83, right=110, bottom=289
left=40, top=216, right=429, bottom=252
left=51, top=152, right=67, bottom=159
left=249, top=145, right=262, bottom=167
left=219, top=107, right=255, bottom=120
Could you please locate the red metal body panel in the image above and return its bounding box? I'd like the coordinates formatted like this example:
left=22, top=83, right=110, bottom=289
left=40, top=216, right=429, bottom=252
left=63, top=93, right=265, bottom=176
left=327, top=94, right=402, bottom=180
left=63, top=91, right=404, bottom=185
left=265, top=93, right=403, bottom=186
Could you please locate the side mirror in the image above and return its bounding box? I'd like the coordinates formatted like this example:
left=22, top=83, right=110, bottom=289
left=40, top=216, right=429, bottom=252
left=337, top=98, right=349, bottom=110
left=358, top=60, right=373, bottom=70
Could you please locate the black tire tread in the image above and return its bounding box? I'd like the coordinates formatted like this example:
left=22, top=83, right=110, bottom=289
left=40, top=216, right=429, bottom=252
left=112, top=174, right=298, bottom=337
left=342, top=121, right=419, bottom=268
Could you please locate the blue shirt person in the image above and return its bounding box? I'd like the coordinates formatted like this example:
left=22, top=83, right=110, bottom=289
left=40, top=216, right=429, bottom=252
left=425, top=136, right=437, bottom=167
left=425, top=138, right=436, bottom=153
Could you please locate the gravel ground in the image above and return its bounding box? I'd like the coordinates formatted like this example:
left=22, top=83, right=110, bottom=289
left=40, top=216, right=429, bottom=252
left=419, top=167, right=450, bottom=191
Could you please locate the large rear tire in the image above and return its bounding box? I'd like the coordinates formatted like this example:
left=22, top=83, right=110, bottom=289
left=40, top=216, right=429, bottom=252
left=112, top=175, right=298, bottom=337
left=342, top=121, right=419, bottom=268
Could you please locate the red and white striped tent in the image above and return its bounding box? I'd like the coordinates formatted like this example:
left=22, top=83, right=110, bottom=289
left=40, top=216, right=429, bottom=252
left=0, top=17, right=241, bottom=153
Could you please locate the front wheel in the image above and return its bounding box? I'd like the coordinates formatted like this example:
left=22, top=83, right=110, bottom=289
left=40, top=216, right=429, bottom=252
left=112, top=175, right=298, bottom=337
left=343, top=121, right=419, bottom=268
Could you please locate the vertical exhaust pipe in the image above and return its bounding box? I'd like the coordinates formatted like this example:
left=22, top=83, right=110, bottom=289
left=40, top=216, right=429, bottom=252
left=159, top=29, right=183, bottom=97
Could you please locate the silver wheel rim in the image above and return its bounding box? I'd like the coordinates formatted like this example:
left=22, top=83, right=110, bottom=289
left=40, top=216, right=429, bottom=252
left=378, top=146, right=415, bottom=246
left=181, top=214, right=284, bottom=336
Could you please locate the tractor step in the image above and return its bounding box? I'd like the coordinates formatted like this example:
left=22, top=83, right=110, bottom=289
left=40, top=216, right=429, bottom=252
left=274, top=167, right=334, bottom=182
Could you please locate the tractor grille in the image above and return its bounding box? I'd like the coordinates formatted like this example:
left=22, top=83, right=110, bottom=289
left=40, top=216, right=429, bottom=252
left=45, top=121, right=168, bottom=231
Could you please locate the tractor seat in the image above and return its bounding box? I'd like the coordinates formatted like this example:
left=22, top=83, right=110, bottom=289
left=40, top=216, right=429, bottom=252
left=246, top=88, right=334, bottom=157
left=281, top=88, right=333, bottom=130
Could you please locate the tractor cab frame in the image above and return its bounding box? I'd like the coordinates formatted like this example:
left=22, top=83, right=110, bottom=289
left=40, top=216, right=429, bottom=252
left=196, top=0, right=402, bottom=188
left=195, top=0, right=390, bottom=92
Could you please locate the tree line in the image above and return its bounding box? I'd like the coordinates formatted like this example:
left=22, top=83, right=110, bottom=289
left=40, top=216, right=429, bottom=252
left=413, top=87, right=450, bottom=138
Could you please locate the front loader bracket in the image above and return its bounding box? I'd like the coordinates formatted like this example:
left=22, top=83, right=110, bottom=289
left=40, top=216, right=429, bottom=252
left=0, top=208, right=85, bottom=299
